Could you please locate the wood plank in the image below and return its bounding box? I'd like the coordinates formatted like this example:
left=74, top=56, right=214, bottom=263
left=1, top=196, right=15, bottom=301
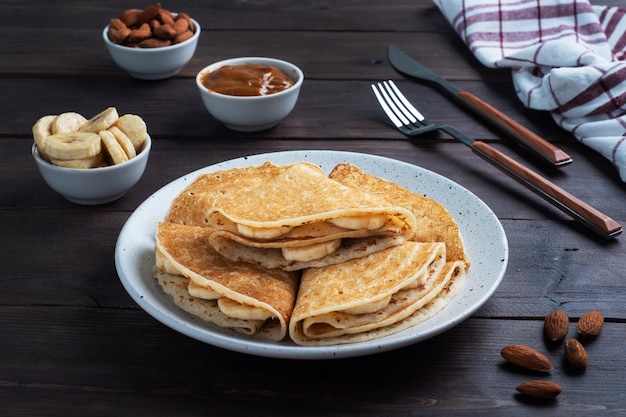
left=3, top=0, right=620, bottom=32
left=0, top=78, right=580, bottom=144
left=1, top=307, right=623, bottom=416
left=0, top=0, right=449, bottom=32
left=6, top=134, right=624, bottom=212
left=0, top=28, right=493, bottom=81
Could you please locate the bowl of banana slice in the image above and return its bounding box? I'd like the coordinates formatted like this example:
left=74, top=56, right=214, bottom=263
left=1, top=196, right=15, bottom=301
left=32, top=107, right=151, bottom=205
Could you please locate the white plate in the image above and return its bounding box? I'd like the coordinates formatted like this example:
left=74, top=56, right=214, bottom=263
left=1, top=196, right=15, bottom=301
left=115, top=150, right=508, bottom=359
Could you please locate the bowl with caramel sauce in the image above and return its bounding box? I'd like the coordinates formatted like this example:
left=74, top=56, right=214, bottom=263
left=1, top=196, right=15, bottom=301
left=196, top=57, right=304, bottom=131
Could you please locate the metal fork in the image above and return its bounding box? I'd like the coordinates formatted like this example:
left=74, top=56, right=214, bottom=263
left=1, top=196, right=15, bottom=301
left=372, top=80, right=622, bottom=240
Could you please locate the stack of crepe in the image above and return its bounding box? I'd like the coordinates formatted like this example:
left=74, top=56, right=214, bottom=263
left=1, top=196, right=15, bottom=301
left=154, top=161, right=469, bottom=345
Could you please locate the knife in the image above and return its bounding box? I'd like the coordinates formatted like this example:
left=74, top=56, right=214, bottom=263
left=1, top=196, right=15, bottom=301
left=387, top=44, right=573, bottom=167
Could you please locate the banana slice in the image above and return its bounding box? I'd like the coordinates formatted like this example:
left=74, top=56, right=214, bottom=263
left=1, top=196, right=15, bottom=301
left=114, top=114, right=147, bottom=151
left=217, top=298, right=273, bottom=321
left=32, top=114, right=57, bottom=160
left=49, top=152, right=105, bottom=169
left=282, top=239, right=342, bottom=262
left=329, top=215, right=388, bottom=230
left=79, top=107, right=119, bottom=133
left=51, top=112, right=87, bottom=134
left=187, top=281, right=221, bottom=300
left=44, top=132, right=102, bottom=160
left=342, top=295, right=392, bottom=315
left=108, top=126, right=136, bottom=159
left=99, top=129, right=129, bottom=165
left=237, top=224, right=293, bottom=239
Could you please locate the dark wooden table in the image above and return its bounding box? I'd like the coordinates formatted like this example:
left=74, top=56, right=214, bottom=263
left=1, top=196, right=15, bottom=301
left=2, top=1, right=625, bottom=415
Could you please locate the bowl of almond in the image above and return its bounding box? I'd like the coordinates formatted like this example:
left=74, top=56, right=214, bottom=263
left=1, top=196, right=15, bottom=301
left=32, top=107, right=151, bottom=205
left=103, top=3, right=200, bottom=80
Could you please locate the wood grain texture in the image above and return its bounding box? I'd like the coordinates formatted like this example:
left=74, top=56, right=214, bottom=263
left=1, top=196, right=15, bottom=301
left=1, top=307, right=624, bottom=416
left=1, top=0, right=625, bottom=415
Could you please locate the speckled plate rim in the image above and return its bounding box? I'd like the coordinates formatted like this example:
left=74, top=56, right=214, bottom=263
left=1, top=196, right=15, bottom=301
left=115, top=150, right=508, bottom=359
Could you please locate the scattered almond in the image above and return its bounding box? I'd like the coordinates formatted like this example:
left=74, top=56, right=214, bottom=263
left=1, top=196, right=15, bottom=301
left=516, top=381, right=562, bottom=399
left=501, top=344, right=553, bottom=372
left=576, top=310, right=603, bottom=338
left=544, top=310, right=569, bottom=342
left=564, top=338, right=589, bottom=369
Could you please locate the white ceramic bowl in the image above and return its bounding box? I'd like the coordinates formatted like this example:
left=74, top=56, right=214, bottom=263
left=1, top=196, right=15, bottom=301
left=103, top=19, right=200, bottom=80
left=195, top=57, right=304, bottom=132
left=32, top=134, right=151, bottom=205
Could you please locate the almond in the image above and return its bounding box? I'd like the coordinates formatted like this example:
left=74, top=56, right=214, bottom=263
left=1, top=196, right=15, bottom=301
left=544, top=310, right=569, bottom=342
left=154, top=23, right=178, bottom=40
left=564, top=338, right=588, bottom=368
left=177, top=12, right=195, bottom=32
left=516, top=381, right=562, bottom=399
left=173, top=17, right=189, bottom=35
left=128, top=23, right=152, bottom=43
left=501, top=344, right=553, bottom=372
left=138, top=38, right=172, bottom=48
left=138, top=3, right=162, bottom=25
left=108, top=26, right=131, bottom=44
left=109, top=18, right=127, bottom=31
left=173, top=30, right=194, bottom=44
left=119, top=9, right=142, bottom=27
left=577, top=310, right=603, bottom=338
left=149, top=19, right=161, bottom=31
left=158, top=9, right=176, bottom=26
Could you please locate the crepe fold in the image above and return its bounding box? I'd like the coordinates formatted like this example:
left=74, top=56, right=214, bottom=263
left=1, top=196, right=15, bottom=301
left=165, top=162, right=418, bottom=271
left=154, top=222, right=299, bottom=341
left=328, top=163, right=470, bottom=268
left=289, top=241, right=467, bottom=346
left=287, top=164, right=470, bottom=345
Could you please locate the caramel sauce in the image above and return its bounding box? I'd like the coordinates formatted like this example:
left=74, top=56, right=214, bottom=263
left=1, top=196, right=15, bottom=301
left=201, top=63, right=295, bottom=96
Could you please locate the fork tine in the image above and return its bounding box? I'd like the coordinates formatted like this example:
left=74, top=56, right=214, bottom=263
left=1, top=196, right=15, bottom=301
left=381, top=81, right=418, bottom=124
left=384, top=81, right=425, bottom=122
left=371, top=83, right=406, bottom=128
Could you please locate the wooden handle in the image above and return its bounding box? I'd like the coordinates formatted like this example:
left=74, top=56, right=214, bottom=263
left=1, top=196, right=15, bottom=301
left=471, top=141, right=621, bottom=239
left=458, top=91, right=572, bottom=165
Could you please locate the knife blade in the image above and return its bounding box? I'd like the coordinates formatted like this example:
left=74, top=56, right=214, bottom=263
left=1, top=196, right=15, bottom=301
left=387, top=44, right=573, bottom=166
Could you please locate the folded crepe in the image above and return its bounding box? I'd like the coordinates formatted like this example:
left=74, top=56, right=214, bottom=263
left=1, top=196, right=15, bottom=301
left=166, top=162, right=418, bottom=271
left=285, top=163, right=470, bottom=346
left=328, top=163, right=469, bottom=268
left=154, top=222, right=299, bottom=341
left=289, top=241, right=467, bottom=346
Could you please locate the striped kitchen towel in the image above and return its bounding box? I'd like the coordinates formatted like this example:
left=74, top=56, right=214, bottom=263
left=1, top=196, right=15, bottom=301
left=433, top=0, right=626, bottom=182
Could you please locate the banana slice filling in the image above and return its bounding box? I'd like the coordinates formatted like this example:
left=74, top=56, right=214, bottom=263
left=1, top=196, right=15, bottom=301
left=237, top=224, right=294, bottom=239
left=328, top=214, right=388, bottom=230
left=236, top=215, right=390, bottom=241
left=187, top=281, right=274, bottom=321
left=342, top=295, right=392, bottom=314
left=282, top=239, right=342, bottom=262
left=187, top=280, right=221, bottom=300
left=216, top=298, right=274, bottom=321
